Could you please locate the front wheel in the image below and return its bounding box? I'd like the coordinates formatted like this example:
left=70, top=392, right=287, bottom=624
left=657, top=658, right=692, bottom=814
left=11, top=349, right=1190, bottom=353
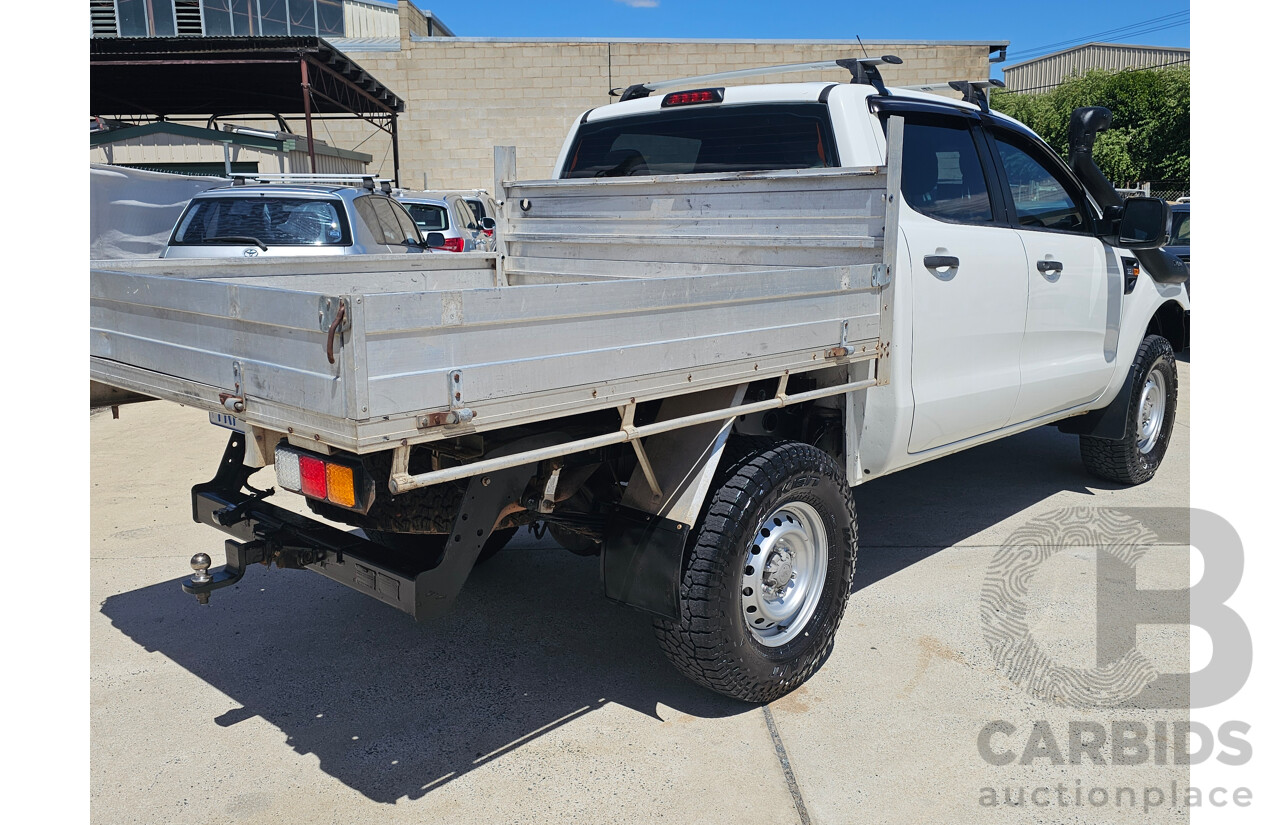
left=1080, top=335, right=1178, bottom=485
left=653, top=440, right=857, bottom=703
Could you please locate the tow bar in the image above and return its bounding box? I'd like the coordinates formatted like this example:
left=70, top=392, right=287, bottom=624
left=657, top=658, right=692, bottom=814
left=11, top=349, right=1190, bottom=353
left=180, top=432, right=541, bottom=619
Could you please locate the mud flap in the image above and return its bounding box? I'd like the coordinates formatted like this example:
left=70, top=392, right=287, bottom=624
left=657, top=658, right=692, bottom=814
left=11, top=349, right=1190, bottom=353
left=1056, top=361, right=1139, bottom=441
left=600, top=507, right=688, bottom=620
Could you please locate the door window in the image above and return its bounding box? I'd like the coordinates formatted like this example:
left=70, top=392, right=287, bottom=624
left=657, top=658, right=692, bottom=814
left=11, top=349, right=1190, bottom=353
left=370, top=197, right=413, bottom=245
left=900, top=118, right=995, bottom=224
left=991, top=132, right=1092, bottom=233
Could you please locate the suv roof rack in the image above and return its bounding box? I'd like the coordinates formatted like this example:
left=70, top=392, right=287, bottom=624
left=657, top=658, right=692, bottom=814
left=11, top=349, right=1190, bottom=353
left=901, top=78, right=1005, bottom=113
left=230, top=173, right=394, bottom=193
left=611, top=55, right=903, bottom=102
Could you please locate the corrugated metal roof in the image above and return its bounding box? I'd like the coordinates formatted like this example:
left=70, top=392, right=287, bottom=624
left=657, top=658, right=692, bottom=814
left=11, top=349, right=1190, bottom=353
left=328, top=36, right=401, bottom=52
left=1004, top=41, right=1189, bottom=71
left=90, top=36, right=405, bottom=115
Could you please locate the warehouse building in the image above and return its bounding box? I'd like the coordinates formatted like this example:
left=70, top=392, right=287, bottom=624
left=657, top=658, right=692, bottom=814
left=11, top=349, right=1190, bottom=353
left=1002, top=42, right=1190, bottom=93
left=89, top=1, right=1007, bottom=190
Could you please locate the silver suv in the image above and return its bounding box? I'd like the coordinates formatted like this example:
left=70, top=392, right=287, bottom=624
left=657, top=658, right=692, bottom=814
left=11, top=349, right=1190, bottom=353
left=162, top=182, right=433, bottom=258
left=393, top=191, right=497, bottom=252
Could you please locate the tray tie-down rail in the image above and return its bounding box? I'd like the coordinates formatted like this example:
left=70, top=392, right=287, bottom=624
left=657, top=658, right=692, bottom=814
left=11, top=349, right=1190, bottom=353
left=388, top=370, right=881, bottom=494
left=181, top=432, right=558, bottom=620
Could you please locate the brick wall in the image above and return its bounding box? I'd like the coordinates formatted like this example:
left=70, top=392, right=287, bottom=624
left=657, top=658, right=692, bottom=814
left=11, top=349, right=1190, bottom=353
left=334, top=37, right=1000, bottom=190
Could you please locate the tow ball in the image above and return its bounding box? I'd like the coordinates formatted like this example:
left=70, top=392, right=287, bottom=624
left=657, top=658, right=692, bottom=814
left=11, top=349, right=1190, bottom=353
left=181, top=538, right=267, bottom=605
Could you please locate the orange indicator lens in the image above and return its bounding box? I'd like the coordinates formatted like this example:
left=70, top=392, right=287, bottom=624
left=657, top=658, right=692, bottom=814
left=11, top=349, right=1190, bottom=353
left=326, top=463, right=356, bottom=508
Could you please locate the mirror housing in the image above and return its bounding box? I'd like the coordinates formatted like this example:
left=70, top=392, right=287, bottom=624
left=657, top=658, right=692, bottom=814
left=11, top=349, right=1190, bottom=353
left=1102, top=197, right=1170, bottom=249
left=425, top=232, right=446, bottom=248
left=479, top=217, right=497, bottom=231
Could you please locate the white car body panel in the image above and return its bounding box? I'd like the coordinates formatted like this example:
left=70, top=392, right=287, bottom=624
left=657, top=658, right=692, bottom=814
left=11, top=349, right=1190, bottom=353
left=554, top=79, right=1188, bottom=485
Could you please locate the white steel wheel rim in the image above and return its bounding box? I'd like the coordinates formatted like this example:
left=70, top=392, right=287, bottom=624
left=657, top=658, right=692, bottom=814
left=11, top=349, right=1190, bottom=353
left=1136, top=369, right=1167, bottom=454
left=740, top=501, right=829, bottom=647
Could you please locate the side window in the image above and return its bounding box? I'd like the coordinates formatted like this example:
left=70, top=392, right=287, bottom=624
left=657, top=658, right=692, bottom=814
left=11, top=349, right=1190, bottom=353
left=370, top=197, right=412, bottom=245
left=389, top=200, right=423, bottom=244
left=991, top=132, right=1091, bottom=233
left=454, top=200, right=478, bottom=230
left=352, top=196, right=391, bottom=245
left=900, top=117, right=994, bottom=224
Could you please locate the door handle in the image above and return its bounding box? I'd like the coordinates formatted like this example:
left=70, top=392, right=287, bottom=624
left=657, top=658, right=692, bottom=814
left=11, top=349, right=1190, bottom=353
left=1037, top=259, right=1064, bottom=274
left=923, top=255, right=960, bottom=269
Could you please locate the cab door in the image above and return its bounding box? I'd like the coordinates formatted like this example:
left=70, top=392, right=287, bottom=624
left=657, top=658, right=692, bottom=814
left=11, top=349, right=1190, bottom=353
left=984, top=124, right=1116, bottom=422
left=898, top=112, right=1030, bottom=453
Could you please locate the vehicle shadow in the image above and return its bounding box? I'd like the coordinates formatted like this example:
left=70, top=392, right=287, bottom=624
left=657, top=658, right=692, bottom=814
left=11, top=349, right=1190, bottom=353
left=852, top=424, right=1135, bottom=592
left=98, top=425, right=1149, bottom=804
left=100, top=538, right=744, bottom=804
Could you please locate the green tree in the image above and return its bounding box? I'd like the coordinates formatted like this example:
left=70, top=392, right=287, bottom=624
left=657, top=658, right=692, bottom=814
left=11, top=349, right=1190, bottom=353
left=990, top=65, right=1189, bottom=185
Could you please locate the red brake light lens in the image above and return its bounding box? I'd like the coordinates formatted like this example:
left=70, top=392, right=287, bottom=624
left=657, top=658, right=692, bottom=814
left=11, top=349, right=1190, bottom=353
left=432, top=236, right=465, bottom=252
left=299, top=455, right=328, bottom=499
left=661, top=88, right=724, bottom=107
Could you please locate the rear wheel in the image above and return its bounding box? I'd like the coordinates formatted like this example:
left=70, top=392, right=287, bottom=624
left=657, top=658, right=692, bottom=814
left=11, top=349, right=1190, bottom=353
left=653, top=440, right=857, bottom=703
left=1080, top=335, right=1178, bottom=484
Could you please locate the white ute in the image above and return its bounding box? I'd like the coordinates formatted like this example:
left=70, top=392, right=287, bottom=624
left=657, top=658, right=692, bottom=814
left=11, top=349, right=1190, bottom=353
left=89, top=57, right=1189, bottom=702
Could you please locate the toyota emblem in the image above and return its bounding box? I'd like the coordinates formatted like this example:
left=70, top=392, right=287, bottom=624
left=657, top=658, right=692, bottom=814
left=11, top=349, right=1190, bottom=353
left=243, top=247, right=259, bottom=258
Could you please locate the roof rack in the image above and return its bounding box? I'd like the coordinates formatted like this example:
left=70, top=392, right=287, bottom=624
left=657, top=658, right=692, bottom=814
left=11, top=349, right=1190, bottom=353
left=901, top=78, right=1005, bottom=113
left=230, top=173, right=394, bottom=193
left=611, top=54, right=903, bottom=102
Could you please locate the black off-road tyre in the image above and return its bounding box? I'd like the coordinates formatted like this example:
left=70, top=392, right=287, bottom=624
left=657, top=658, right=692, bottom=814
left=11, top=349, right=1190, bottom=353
left=1080, top=335, right=1178, bottom=485
left=652, top=439, right=857, bottom=703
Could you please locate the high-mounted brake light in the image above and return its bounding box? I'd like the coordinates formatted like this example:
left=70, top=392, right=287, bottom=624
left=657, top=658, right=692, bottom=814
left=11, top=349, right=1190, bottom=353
left=274, top=444, right=375, bottom=513
left=661, top=88, right=724, bottom=107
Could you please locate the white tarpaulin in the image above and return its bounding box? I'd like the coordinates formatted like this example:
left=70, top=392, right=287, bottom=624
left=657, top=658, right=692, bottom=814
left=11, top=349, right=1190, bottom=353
left=90, top=164, right=229, bottom=259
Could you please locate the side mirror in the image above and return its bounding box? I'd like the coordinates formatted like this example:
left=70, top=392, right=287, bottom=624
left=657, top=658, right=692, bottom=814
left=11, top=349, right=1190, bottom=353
left=479, top=217, right=497, bottom=231
left=1106, top=197, right=1170, bottom=249
left=425, top=232, right=446, bottom=248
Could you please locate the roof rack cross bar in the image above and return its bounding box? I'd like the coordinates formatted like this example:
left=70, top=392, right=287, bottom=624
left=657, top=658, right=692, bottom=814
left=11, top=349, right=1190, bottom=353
left=610, top=55, right=903, bottom=101
left=902, top=78, right=1005, bottom=112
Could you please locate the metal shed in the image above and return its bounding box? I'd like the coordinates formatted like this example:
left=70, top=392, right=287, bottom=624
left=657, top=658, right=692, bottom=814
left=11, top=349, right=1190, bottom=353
left=90, top=121, right=372, bottom=176
left=1003, top=42, right=1190, bottom=93
left=90, top=35, right=406, bottom=183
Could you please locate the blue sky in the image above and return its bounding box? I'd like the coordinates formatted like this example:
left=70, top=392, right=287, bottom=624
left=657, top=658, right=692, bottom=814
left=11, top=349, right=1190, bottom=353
left=415, top=0, right=1190, bottom=71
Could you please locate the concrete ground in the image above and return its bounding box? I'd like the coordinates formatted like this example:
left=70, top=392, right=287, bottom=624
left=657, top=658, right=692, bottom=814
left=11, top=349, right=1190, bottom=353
left=91, top=359, right=1191, bottom=824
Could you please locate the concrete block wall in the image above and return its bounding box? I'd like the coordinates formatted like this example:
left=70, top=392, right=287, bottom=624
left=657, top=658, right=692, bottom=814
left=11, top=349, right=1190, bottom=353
left=331, top=38, right=1001, bottom=190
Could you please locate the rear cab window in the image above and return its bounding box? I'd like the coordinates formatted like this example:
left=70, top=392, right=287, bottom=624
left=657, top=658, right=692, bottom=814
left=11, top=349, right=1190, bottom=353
left=562, top=104, right=840, bottom=178
left=171, top=197, right=350, bottom=246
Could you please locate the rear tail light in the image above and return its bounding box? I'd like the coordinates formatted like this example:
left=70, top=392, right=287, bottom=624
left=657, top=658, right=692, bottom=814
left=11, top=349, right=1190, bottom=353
left=274, top=444, right=374, bottom=513
left=432, top=236, right=466, bottom=252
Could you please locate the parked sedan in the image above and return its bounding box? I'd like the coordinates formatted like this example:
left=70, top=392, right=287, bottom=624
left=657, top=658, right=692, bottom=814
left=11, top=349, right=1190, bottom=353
left=394, top=191, right=497, bottom=252
left=162, top=182, right=432, bottom=258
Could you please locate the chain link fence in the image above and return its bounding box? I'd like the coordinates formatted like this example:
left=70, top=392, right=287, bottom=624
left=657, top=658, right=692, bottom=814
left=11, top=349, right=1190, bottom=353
left=1116, top=181, right=1190, bottom=201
